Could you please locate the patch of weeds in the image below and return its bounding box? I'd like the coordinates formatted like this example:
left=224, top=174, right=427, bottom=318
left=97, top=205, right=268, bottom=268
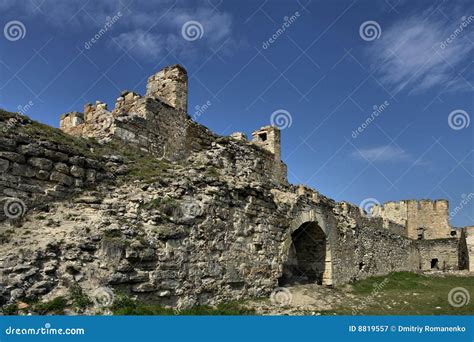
left=142, top=198, right=161, bottom=210
left=206, top=167, right=219, bottom=178
left=351, top=272, right=428, bottom=294
left=33, top=297, right=68, bottom=315
left=19, top=121, right=96, bottom=157
left=69, top=285, right=92, bottom=310
left=97, top=140, right=172, bottom=183
left=180, top=302, right=255, bottom=315
left=111, top=295, right=254, bottom=316
left=1, top=304, right=18, bottom=315
left=103, top=230, right=123, bottom=239
left=141, top=197, right=178, bottom=218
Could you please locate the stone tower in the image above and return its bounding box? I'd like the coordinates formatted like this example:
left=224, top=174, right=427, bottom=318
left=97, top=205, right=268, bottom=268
left=371, top=199, right=452, bottom=239
left=145, top=64, right=188, bottom=112
left=251, top=126, right=281, bottom=162
left=251, top=125, right=287, bottom=184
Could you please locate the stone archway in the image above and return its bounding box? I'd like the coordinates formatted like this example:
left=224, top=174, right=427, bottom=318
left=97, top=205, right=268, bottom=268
left=279, top=210, right=333, bottom=286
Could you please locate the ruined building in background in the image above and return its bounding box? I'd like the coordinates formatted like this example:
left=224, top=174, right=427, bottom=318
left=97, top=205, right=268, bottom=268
left=59, top=64, right=287, bottom=184
left=0, top=64, right=472, bottom=309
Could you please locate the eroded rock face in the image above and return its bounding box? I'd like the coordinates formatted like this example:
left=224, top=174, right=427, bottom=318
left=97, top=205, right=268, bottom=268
left=0, top=134, right=457, bottom=310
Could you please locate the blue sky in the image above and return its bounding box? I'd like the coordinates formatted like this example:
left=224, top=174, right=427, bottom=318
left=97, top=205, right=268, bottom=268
left=0, top=0, right=473, bottom=227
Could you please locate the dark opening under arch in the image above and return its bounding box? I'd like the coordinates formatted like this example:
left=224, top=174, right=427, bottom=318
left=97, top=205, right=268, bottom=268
left=279, top=221, right=330, bottom=286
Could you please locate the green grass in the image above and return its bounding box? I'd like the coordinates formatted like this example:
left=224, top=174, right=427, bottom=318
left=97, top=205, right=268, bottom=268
left=33, top=297, right=68, bottom=315
left=140, top=197, right=179, bottom=219
left=69, top=285, right=92, bottom=310
left=103, top=230, right=124, bottom=239
left=329, top=272, right=474, bottom=315
left=1, top=286, right=92, bottom=315
left=111, top=295, right=255, bottom=316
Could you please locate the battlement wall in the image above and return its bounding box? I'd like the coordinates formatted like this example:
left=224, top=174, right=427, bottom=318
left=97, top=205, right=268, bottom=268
left=371, top=199, right=451, bottom=240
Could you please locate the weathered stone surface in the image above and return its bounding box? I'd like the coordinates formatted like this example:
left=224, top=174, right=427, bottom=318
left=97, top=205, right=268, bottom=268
left=36, top=170, right=50, bottom=180
left=50, top=171, right=74, bottom=186
left=0, top=137, right=16, bottom=151
left=10, top=162, right=35, bottom=177
left=18, top=144, right=44, bottom=156
left=0, top=158, right=9, bottom=172
left=70, top=165, right=85, bottom=178
left=28, top=157, right=53, bottom=171
left=43, top=149, right=69, bottom=162
left=0, top=151, right=25, bottom=163
left=54, top=163, right=69, bottom=174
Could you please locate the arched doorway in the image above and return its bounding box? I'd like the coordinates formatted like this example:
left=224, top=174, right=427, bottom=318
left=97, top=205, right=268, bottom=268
left=279, top=211, right=333, bottom=286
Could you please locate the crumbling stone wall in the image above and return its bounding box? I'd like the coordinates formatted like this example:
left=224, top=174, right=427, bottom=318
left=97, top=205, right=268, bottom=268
left=331, top=202, right=420, bottom=284
left=0, top=114, right=123, bottom=221
left=417, top=238, right=460, bottom=271
left=371, top=199, right=452, bottom=239
left=461, top=226, right=474, bottom=271
left=59, top=112, right=83, bottom=130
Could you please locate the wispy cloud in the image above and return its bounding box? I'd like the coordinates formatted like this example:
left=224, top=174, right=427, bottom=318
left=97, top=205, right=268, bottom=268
left=1, top=0, right=234, bottom=60
left=351, top=145, right=412, bottom=162
left=112, top=7, right=233, bottom=59
left=367, top=5, right=474, bottom=94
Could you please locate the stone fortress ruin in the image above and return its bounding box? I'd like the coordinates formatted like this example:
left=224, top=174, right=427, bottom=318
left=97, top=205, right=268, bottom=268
left=0, top=64, right=473, bottom=308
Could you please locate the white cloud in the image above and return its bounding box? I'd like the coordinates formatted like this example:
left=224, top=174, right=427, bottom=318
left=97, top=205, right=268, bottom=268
left=112, top=7, right=233, bottom=60
left=367, top=6, right=474, bottom=94
left=351, top=145, right=411, bottom=162
left=112, top=31, right=165, bottom=59
left=1, top=0, right=234, bottom=60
